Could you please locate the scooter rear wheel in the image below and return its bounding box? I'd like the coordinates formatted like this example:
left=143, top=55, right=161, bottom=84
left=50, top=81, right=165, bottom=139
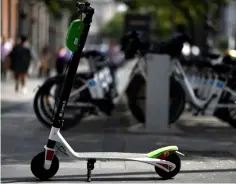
left=31, top=151, right=59, bottom=181
left=155, top=152, right=181, bottom=179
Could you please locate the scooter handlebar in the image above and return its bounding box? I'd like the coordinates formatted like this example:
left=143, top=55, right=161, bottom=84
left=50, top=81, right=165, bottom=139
left=76, top=2, right=94, bottom=14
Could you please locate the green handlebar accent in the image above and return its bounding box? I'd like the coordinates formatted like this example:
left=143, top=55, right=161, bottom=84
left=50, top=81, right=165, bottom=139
left=146, top=146, right=178, bottom=158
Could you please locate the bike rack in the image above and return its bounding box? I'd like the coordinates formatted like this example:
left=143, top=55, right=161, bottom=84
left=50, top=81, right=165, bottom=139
left=129, top=54, right=180, bottom=133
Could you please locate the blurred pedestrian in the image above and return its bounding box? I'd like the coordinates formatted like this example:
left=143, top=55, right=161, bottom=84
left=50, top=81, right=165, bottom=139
left=106, top=39, right=124, bottom=75
left=8, top=35, right=38, bottom=94
left=55, top=46, right=71, bottom=75
left=1, top=36, right=13, bottom=80
left=106, top=39, right=124, bottom=97
left=38, top=45, right=50, bottom=78
left=107, top=39, right=123, bottom=66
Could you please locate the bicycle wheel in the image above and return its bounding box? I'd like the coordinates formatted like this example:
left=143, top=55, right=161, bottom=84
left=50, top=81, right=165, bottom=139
left=127, top=75, right=185, bottom=124
left=34, top=75, right=85, bottom=130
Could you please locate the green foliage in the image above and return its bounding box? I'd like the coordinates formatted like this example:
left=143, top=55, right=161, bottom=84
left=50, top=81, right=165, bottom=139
left=42, top=0, right=61, bottom=15
left=43, top=0, right=231, bottom=39
left=42, top=0, right=85, bottom=19
left=100, top=13, right=125, bottom=40
left=125, top=0, right=229, bottom=23
left=102, top=0, right=189, bottom=38
left=107, top=0, right=231, bottom=38
left=60, top=0, right=86, bottom=20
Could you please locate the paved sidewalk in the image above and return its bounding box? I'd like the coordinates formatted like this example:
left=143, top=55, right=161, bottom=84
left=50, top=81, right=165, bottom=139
left=2, top=155, right=236, bottom=183
left=1, top=78, right=44, bottom=112
left=2, top=102, right=236, bottom=164
left=0, top=62, right=90, bottom=111
left=2, top=99, right=236, bottom=183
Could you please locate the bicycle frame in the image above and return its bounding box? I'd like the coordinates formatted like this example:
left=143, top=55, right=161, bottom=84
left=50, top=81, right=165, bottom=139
left=173, top=59, right=236, bottom=114
left=67, top=55, right=146, bottom=105
left=50, top=55, right=236, bottom=116
left=173, top=59, right=216, bottom=108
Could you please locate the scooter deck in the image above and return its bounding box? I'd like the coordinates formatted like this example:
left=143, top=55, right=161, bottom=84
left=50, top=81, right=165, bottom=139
left=72, top=152, right=146, bottom=161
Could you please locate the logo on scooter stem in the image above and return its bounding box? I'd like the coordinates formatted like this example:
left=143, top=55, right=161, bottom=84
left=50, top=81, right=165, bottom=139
left=59, top=101, right=67, bottom=117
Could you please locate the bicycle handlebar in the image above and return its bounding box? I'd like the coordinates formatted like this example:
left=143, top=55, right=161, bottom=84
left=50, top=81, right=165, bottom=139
left=121, top=31, right=192, bottom=59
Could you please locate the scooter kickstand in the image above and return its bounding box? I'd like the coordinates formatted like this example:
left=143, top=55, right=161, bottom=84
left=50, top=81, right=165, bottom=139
left=87, top=159, right=96, bottom=182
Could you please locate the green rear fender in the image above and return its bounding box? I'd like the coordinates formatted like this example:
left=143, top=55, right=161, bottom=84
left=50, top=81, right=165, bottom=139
left=146, top=146, right=178, bottom=158
left=66, top=19, right=84, bottom=52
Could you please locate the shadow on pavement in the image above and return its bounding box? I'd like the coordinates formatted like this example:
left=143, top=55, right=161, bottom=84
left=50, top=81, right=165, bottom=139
left=2, top=116, right=236, bottom=166
left=1, top=150, right=235, bottom=166
left=1, top=168, right=236, bottom=183
left=1, top=177, right=161, bottom=183
left=176, top=119, right=236, bottom=137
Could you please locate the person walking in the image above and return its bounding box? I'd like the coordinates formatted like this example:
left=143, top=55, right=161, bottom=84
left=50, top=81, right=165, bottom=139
left=38, top=45, right=50, bottom=78
left=8, top=35, right=37, bottom=94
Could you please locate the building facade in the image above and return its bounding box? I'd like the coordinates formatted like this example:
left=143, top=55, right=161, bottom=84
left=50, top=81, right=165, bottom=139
left=224, top=0, right=236, bottom=49
left=1, top=0, right=70, bottom=68
left=218, top=0, right=236, bottom=49
left=17, top=0, right=51, bottom=54
left=1, top=0, right=18, bottom=41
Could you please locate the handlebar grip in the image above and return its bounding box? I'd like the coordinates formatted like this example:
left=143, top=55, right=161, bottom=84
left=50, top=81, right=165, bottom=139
left=76, top=2, right=91, bottom=13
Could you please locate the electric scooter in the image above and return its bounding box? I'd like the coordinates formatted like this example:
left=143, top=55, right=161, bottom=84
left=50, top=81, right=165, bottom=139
left=30, top=2, right=184, bottom=182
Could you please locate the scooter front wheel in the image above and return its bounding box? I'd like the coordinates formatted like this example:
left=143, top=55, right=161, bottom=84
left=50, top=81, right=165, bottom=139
left=155, top=152, right=181, bottom=179
left=31, top=151, right=59, bottom=181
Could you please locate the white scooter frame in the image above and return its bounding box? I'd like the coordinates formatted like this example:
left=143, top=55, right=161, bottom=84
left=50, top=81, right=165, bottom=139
left=44, top=126, right=184, bottom=174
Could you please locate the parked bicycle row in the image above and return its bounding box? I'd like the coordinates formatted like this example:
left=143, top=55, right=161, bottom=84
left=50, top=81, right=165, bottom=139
left=33, top=31, right=236, bottom=130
